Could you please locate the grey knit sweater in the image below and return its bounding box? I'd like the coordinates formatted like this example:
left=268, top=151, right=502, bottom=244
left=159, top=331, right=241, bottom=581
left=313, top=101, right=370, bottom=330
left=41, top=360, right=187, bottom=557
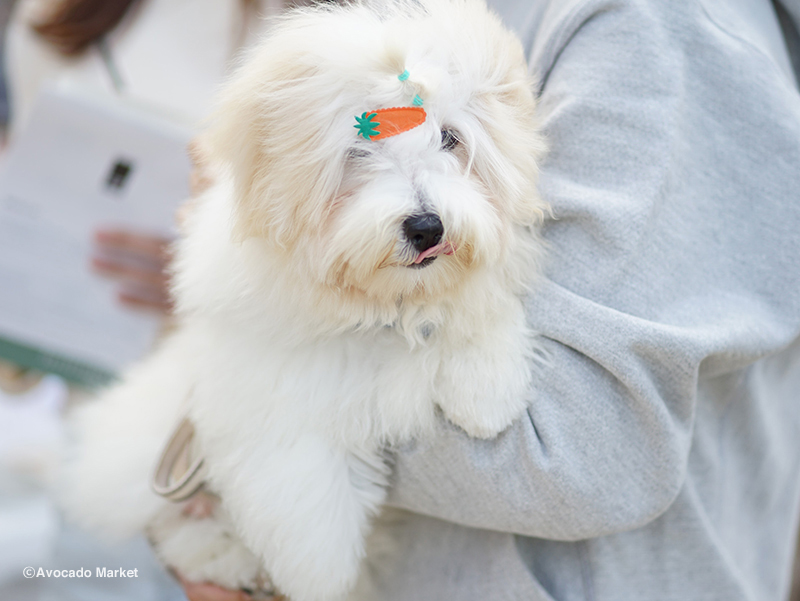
left=378, top=1, right=800, bottom=599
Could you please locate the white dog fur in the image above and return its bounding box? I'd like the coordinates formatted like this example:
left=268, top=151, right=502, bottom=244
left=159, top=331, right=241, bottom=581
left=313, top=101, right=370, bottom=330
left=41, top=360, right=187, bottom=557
left=59, top=1, right=546, bottom=599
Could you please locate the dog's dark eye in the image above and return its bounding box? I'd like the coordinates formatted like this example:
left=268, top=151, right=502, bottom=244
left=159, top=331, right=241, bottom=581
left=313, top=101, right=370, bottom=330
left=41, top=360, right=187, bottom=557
left=441, top=129, right=460, bottom=152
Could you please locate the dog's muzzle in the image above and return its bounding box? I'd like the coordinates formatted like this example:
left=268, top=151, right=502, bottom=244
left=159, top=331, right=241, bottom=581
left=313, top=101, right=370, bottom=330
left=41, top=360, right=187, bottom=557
left=403, top=213, right=454, bottom=267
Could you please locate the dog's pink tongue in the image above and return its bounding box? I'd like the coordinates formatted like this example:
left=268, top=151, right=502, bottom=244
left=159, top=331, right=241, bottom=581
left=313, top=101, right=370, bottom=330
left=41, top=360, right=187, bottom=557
left=414, top=240, right=456, bottom=264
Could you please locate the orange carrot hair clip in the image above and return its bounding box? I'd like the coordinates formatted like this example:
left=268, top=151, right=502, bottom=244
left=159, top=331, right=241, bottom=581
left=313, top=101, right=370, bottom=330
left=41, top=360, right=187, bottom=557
left=354, top=70, right=427, bottom=141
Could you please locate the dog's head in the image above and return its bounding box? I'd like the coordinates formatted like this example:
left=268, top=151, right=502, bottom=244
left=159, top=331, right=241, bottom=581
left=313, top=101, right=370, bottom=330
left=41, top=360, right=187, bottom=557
left=206, top=0, right=545, bottom=307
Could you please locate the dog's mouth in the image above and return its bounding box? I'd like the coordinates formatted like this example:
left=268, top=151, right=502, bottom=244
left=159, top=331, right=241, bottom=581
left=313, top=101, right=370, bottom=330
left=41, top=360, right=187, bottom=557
left=409, top=256, right=437, bottom=269
left=408, top=241, right=456, bottom=269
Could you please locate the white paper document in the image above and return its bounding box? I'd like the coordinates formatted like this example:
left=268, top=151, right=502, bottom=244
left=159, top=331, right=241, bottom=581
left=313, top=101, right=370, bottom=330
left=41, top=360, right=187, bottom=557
left=0, top=88, right=193, bottom=384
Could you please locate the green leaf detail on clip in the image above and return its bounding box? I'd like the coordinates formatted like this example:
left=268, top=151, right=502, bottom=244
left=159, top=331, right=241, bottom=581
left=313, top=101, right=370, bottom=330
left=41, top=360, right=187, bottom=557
left=354, top=112, right=381, bottom=140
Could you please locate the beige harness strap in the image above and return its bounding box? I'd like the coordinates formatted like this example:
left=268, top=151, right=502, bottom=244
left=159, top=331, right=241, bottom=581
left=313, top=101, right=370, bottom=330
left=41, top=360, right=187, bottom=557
left=152, top=416, right=208, bottom=502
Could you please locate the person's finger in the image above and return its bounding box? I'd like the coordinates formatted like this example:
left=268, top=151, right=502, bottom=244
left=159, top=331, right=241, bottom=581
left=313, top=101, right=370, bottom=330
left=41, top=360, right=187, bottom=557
left=180, top=579, right=254, bottom=601
left=94, top=229, right=172, bottom=260
left=117, top=289, right=173, bottom=313
left=91, top=256, right=169, bottom=288
left=182, top=492, right=217, bottom=519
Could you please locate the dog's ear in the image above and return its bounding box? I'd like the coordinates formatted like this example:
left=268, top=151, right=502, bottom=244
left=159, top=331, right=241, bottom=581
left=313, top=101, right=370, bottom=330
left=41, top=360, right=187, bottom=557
left=204, top=41, right=347, bottom=247
left=477, top=73, right=546, bottom=228
left=443, top=3, right=546, bottom=228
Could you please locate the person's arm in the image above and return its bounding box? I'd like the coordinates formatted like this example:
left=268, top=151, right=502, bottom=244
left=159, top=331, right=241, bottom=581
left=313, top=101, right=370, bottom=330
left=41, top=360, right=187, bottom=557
left=389, top=286, right=692, bottom=540
left=387, top=0, right=800, bottom=540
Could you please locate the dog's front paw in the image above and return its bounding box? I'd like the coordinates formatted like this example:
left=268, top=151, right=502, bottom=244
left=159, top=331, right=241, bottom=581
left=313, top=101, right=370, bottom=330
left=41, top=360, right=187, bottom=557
left=148, top=503, right=268, bottom=592
left=436, top=340, right=532, bottom=439
left=445, top=392, right=526, bottom=438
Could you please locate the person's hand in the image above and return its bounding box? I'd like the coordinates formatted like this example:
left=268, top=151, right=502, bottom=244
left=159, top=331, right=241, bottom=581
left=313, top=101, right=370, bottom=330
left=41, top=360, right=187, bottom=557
left=90, top=136, right=216, bottom=315
left=179, top=576, right=256, bottom=601
left=176, top=495, right=283, bottom=601
left=178, top=571, right=284, bottom=601
left=91, top=229, right=173, bottom=313
left=179, top=578, right=285, bottom=601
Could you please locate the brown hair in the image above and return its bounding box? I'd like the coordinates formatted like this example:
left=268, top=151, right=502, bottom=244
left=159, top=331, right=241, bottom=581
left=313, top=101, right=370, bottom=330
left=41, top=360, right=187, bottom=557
left=32, top=0, right=138, bottom=56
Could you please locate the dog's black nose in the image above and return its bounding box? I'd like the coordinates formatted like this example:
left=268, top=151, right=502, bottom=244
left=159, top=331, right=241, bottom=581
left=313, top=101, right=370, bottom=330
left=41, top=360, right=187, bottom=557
left=403, top=213, right=444, bottom=253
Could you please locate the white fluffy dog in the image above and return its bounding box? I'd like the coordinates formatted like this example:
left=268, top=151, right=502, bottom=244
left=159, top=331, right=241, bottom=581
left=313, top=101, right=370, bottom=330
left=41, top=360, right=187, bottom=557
left=59, top=0, right=546, bottom=599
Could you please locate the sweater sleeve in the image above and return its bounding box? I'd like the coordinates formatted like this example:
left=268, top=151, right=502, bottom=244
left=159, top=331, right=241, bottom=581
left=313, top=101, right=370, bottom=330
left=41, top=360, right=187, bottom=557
left=386, top=0, right=800, bottom=540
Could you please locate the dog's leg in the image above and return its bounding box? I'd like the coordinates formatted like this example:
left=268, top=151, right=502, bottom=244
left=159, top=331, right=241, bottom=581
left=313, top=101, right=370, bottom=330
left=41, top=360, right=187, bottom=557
left=435, top=303, right=533, bottom=439
left=205, top=436, right=387, bottom=601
